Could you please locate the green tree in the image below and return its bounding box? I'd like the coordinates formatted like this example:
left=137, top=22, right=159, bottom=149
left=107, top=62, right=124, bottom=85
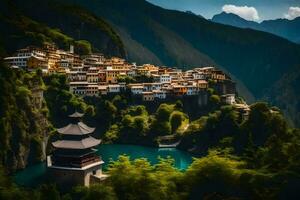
left=75, top=40, right=92, bottom=55
left=73, top=184, right=117, bottom=200
left=209, top=95, right=220, bottom=105
left=156, top=104, right=174, bottom=122
left=170, top=111, right=184, bottom=133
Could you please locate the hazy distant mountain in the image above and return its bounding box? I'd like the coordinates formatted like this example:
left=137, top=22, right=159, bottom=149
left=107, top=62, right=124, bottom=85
left=185, top=11, right=204, bottom=18
left=212, top=12, right=259, bottom=29
left=212, top=12, right=300, bottom=44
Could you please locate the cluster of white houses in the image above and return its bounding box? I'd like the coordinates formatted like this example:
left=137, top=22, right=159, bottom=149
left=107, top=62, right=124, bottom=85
left=4, top=44, right=237, bottom=104
left=68, top=64, right=237, bottom=105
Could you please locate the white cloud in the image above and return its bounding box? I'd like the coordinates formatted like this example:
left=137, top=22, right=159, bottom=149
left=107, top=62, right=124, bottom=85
left=284, top=7, right=300, bottom=20
left=222, top=4, right=260, bottom=21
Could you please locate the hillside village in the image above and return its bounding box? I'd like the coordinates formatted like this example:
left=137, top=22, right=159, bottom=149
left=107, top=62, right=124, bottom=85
left=3, top=43, right=249, bottom=116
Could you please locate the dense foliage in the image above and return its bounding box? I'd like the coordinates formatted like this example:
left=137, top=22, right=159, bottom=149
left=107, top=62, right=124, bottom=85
left=0, top=0, right=125, bottom=58
left=1, top=66, right=300, bottom=199
left=0, top=0, right=299, bottom=197
left=43, top=73, right=94, bottom=127
left=0, top=64, right=50, bottom=171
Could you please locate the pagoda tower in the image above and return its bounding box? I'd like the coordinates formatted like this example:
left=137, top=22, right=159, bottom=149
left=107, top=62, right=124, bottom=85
left=47, top=112, right=106, bottom=187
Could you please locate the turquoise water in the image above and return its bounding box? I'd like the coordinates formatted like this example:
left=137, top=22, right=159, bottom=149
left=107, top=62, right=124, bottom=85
left=14, top=144, right=193, bottom=186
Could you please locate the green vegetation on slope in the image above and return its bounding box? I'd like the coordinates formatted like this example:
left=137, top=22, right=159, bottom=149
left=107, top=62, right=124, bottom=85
left=0, top=65, right=300, bottom=199
left=0, top=0, right=125, bottom=57
left=43, top=73, right=94, bottom=128
left=0, top=64, right=50, bottom=172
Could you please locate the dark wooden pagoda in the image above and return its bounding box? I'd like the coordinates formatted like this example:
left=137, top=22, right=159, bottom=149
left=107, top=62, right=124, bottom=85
left=47, top=112, right=106, bottom=187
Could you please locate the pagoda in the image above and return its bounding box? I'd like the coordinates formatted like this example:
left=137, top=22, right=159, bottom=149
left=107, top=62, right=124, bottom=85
left=47, top=112, right=106, bottom=187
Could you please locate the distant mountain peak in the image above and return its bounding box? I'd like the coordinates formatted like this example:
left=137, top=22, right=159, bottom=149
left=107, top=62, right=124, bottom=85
left=212, top=12, right=300, bottom=44
left=185, top=10, right=204, bottom=18
left=212, top=12, right=258, bottom=28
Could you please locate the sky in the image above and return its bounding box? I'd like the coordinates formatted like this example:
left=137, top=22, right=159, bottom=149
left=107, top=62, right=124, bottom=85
left=146, top=0, right=300, bottom=21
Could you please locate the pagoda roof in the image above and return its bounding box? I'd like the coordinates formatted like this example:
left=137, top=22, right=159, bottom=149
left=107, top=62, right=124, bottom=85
left=57, top=122, right=95, bottom=135
left=69, top=112, right=84, bottom=118
left=52, top=137, right=101, bottom=149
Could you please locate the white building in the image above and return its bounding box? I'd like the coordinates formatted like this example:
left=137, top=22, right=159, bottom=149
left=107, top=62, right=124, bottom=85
left=98, top=85, right=108, bottom=95
left=186, top=85, right=198, bottom=96
left=128, top=84, right=144, bottom=95
left=57, top=59, right=71, bottom=68
left=151, top=83, right=162, bottom=91
left=153, top=90, right=166, bottom=99
left=221, top=94, right=236, bottom=105
left=108, top=85, right=121, bottom=93
left=159, top=74, right=172, bottom=83
left=193, top=72, right=206, bottom=80
left=143, top=83, right=153, bottom=92
left=67, top=71, right=87, bottom=82
left=127, top=69, right=136, bottom=77
left=69, top=81, right=89, bottom=95
left=4, top=47, right=46, bottom=69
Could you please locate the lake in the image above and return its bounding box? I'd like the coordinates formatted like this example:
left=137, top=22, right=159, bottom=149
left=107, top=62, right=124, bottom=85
left=14, top=144, right=193, bottom=186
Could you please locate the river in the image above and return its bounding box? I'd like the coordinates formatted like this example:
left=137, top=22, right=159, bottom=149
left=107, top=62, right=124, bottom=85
left=14, top=144, right=193, bottom=187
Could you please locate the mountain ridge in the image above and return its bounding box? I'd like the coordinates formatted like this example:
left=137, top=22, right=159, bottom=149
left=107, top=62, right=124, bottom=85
left=212, top=12, right=300, bottom=44
left=1, top=0, right=300, bottom=126
left=0, top=0, right=125, bottom=58
left=64, top=0, right=300, bottom=126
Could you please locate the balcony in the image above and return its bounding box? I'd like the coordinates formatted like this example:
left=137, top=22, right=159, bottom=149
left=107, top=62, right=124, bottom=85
left=50, top=155, right=102, bottom=169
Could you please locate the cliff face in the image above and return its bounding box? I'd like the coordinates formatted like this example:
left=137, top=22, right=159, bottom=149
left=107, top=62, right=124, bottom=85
left=0, top=66, right=51, bottom=172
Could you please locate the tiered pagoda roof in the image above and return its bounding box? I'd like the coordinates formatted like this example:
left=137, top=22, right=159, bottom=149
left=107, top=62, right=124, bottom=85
left=52, top=137, right=100, bottom=149
left=57, top=122, right=95, bottom=135
left=52, top=112, right=100, bottom=150
left=69, top=112, right=85, bottom=118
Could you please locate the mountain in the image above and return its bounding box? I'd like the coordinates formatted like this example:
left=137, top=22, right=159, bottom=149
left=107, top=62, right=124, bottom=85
left=212, top=12, right=259, bottom=29
left=264, top=65, right=300, bottom=126
left=0, top=0, right=125, bottom=58
left=62, top=0, right=300, bottom=124
left=185, top=11, right=205, bottom=19
left=212, top=12, right=300, bottom=44
left=1, top=0, right=300, bottom=126
left=66, top=0, right=300, bottom=96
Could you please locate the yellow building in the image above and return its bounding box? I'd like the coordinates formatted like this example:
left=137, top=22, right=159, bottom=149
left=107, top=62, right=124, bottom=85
left=197, top=80, right=208, bottom=89
left=43, top=43, right=60, bottom=69
left=27, top=56, right=49, bottom=72
left=106, top=69, right=129, bottom=84
left=172, top=85, right=187, bottom=96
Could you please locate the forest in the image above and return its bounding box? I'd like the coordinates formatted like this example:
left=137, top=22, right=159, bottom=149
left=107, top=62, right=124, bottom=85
left=0, top=63, right=300, bottom=199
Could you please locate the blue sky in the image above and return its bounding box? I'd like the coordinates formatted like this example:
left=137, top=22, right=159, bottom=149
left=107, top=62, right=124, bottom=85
left=147, top=0, right=300, bottom=21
